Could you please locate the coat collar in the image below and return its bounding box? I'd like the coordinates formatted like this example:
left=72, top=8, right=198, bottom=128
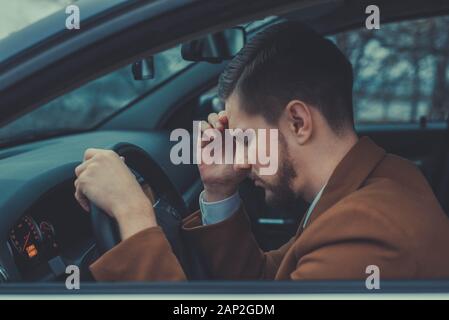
left=296, top=136, right=386, bottom=234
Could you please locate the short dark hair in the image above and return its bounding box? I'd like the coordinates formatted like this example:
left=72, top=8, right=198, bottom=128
left=218, top=21, right=354, bottom=133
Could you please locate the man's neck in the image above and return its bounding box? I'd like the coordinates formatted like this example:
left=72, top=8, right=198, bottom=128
left=302, top=132, right=358, bottom=202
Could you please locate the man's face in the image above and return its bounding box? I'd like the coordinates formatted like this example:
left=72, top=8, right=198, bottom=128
left=252, top=133, right=299, bottom=209
left=226, top=94, right=300, bottom=209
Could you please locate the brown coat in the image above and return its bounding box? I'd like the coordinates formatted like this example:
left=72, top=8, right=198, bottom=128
left=90, top=137, right=449, bottom=281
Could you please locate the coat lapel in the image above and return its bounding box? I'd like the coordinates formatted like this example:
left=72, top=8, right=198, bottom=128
left=296, top=136, right=386, bottom=236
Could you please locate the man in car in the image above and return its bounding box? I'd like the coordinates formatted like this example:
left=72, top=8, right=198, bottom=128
left=74, top=22, right=449, bottom=280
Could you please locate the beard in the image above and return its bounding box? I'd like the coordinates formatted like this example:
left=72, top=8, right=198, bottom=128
left=252, top=134, right=301, bottom=213
left=260, top=159, right=300, bottom=212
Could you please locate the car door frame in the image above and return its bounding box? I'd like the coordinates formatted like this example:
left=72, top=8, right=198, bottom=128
left=2, top=0, right=449, bottom=294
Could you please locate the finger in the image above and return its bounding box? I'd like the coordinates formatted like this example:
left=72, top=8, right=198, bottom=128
left=199, top=121, right=214, bottom=147
left=79, top=194, right=90, bottom=212
left=201, top=120, right=212, bottom=139
left=207, top=113, right=223, bottom=130
left=200, top=120, right=212, bottom=132
left=74, top=183, right=90, bottom=212
left=199, top=122, right=220, bottom=148
left=218, top=110, right=228, bottom=124
left=83, top=148, right=103, bottom=161
left=74, top=159, right=93, bottom=177
left=202, top=121, right=218, bottom=139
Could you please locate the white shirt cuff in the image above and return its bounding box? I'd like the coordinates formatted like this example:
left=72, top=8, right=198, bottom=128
left=199, top=190, right=241, bottom=225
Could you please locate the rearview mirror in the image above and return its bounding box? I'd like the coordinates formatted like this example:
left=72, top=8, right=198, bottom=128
left=132, top=57, right=155, bottom=80
left=181, top=27, right=246, bottom=63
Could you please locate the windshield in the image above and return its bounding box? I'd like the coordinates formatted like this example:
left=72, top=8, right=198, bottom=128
left=0, top=15, right=277, bottom=147
left=0, top=45, right=192, bottom=146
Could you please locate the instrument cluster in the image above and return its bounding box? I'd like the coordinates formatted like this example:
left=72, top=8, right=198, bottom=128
left=9, top=215, right=59, bottom=271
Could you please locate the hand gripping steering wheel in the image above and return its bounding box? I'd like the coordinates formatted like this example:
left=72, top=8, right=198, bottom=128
left=89, top=142, right=206, bottom=279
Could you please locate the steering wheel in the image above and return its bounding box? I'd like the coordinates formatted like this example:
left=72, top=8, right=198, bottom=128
left=89, top=142, right=206, bottom=279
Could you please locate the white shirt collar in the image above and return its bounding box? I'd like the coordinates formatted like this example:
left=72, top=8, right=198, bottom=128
left=302, top=184, right=326, bottom=228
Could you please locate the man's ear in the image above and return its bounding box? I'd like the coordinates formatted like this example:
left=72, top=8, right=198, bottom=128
left=285, top=100, right=313, bottom=144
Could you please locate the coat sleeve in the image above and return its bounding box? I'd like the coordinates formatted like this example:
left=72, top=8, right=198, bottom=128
left=89, top=204, right=293, bottom=281
left=89, top=226, right=187, bottom=281
left=89, top=183, right=188, bottom=281
left=182, top=205, right=294, bottom=280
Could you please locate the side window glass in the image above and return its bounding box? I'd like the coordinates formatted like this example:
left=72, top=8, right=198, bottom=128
left=331, top=15, right=449, bottom=124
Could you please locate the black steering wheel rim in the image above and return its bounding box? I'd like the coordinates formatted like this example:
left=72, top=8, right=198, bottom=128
left=90, top=143, right=209, bottom=280
left=90, top=142, right=187, bottom=254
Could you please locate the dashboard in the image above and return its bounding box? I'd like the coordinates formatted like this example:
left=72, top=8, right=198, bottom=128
left=7, top=179, right=94, bottom=281
left=0, top=130, right=202, bottom=282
